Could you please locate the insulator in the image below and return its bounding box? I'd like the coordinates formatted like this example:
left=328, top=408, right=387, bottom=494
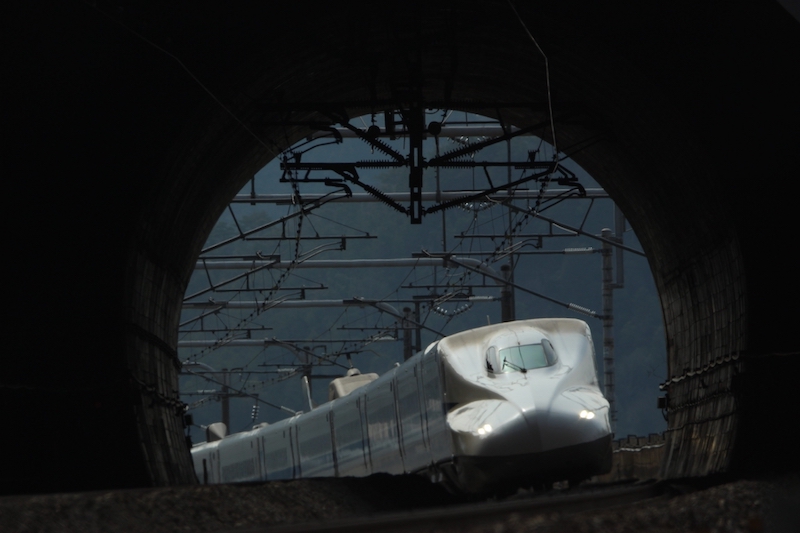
left=432, top=302, right=473, bottom=317
left=436, top=162, right=477, bottom=169
left=568, top=303, right=597, bottom=317
left=458, top=200, right=492, bottom=212
left=355, top=159, right=403, bottom=168
left=436, top=137, right=488, bottom=160
left=355, top=135, right=403, bottom=162
left=355, top=181, right=408, bottom=214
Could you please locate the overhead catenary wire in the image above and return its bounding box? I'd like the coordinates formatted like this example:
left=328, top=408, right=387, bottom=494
left=506, top=0, right=559, bottom=167
left=89, top=0, right=621, bottom=425
left=182, top=368, right=299, bottom=415
left=184, top=239, right=345, bottom=360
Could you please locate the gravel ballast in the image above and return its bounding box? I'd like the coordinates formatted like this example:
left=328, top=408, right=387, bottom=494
left=1, top=475, right=797, bottom=532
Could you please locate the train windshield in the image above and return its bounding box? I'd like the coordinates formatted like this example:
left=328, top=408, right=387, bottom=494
left=487, top=340, right=557, bottom=374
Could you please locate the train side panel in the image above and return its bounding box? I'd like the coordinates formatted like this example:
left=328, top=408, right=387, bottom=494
left=331, top=390, right=370, bottom=477
left=218, top=433, right=261, bottom=483
left=262, top=419, right=295, bottom=480
left=420, top=344, right=451, bottom=465
left=364, top=372, right=404, bottom=474
left=296, top=405, right=336, bottom=478
left=396, top=359, right=429, bottom=473
left=192, top=441, right=222, bottom=484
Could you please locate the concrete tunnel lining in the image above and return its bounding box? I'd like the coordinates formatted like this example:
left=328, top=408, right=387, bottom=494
left=5, top=0, right=799, bottom=493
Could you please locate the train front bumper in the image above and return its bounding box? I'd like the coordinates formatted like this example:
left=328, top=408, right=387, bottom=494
left=446, top=399, right=612, bottom=493
left=447, top=398, right=609, bottom=457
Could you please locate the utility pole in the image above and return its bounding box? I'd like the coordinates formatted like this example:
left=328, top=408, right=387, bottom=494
left=504, top=136, right=516, bottom=322
left=413, top=301, right=422, bottom=354
left=221, top=368, right=230, bottom=431
left=601, top=206, right=626, bottom=434
left=501, top=264, right=515, bottom=322
left=403, top=307, right=413, bottom=361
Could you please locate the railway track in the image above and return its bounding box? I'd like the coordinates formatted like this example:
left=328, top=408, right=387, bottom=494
left=3, top=475, right=790, bottom=531
left=235, top=480, right=665, bottom=533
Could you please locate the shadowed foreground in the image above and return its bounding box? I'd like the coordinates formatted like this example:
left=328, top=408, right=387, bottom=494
left=2, top=475, right=797, bottom=533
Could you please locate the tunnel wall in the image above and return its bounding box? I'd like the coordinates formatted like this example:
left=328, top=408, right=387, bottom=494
left=5, top=0, right=798, bottom=493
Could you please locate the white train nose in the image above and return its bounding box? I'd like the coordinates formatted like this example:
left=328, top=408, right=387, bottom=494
left=537, top=402, right=611, bottom=451
left=448, top=396, right=609, bottom=459
left=447, top=399, right=544, bottom=457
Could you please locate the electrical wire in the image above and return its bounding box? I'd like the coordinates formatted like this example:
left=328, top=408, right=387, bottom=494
left=506, top=0, right=559, bottom=167
left=182, top=368, right=297, bottom=414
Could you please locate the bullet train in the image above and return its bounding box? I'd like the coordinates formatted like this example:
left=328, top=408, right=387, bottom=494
left=190, top=318, right=613, bottom=494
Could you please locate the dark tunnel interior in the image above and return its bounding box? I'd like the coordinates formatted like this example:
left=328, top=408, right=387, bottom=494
left=5, top=0, right=799, bottom=494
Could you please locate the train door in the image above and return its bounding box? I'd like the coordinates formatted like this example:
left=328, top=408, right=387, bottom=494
left=258, top=436, right=267, bottom=481
left=329, top=408, right=339, bottom=477
left=256, top=436, right=266, bottom=481
left=208, top=449, right=220, bottom=484
left=195, top=452, right=209, bottom=484
left=291, top=421, right=300, bottom=479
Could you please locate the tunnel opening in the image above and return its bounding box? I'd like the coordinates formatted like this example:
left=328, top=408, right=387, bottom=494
left=8, top=0, right=798, bottom=496
left=125, top=10, right=768, bottom=485
left=177, top=111, right=668, bottom=456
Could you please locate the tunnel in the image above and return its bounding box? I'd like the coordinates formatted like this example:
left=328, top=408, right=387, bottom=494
left=5, top=0, right=799, bottom=494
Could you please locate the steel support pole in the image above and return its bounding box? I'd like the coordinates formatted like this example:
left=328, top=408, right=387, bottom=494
left=601, top=228, right=616, bottom=432
left=230, top=188, right=610, bottom=204
left=413, top=301, right=422, bottom=354
left=221, top=368, right=230, bottom=432
left=193, top=257, right=502, bottom=272
left=408, top=103, right=424, bottom=224
left=615, top=205, right=626, bottom=287
left=501, top=264, right=514, bottom=322
left=505, top=138, right=516, bottom=322
left=403, top=307, right=413, bottom=361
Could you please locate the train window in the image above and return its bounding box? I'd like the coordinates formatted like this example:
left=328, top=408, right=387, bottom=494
left=488, top=343, right=555, bottom=374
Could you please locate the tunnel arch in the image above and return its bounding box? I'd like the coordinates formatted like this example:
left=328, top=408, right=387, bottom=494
left=7, top=1, right=798, bottom=493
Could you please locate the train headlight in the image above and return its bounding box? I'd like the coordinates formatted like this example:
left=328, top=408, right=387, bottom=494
left=476, top=423, right=493, bottom=435
left=579, top=410, right=595, bottom=420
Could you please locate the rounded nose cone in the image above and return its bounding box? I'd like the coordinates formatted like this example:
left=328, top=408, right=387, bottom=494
left=448, top=400, right=543, bottom=457
left=538, top=401, right=610, bottom=451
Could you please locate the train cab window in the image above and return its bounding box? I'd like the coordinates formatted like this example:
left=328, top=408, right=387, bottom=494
left=486, top=342, right=557, bottom=374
